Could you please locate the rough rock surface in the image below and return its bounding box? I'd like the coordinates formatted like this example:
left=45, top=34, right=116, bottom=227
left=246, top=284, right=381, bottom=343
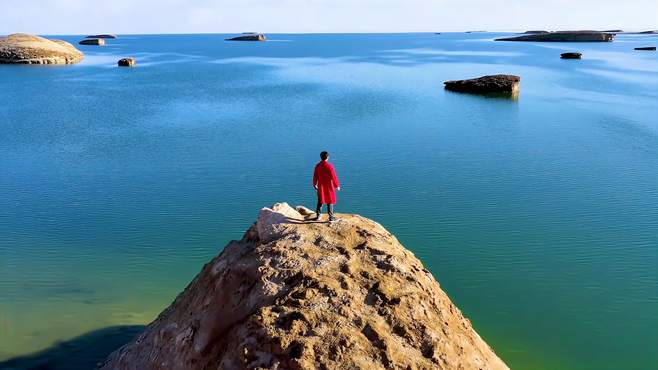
left=496, top=31, right=614, bottom=42
left=100, top=203, right=508, bottom=370
left=226, top=33, right=266, bottom=41
left=444, top=74, right=520, bottom=95
left=560, top=52, right=582, bottom=59
left=0, top=33, right=83, bottom=64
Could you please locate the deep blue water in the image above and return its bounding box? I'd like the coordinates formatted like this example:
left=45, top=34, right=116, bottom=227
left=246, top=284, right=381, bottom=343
left=1, top=33, right=657, bottom=369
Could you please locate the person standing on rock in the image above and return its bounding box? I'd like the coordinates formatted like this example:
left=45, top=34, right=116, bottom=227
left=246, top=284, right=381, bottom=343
left=313, top=151, right=341, bottom=222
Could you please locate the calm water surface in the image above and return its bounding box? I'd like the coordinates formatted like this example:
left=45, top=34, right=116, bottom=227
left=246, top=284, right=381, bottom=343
left=1, top=33, right=657, bottom=369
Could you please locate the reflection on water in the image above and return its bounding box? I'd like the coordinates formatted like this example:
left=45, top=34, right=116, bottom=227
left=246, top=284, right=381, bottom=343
left=0, top=33, right=657, bottom=370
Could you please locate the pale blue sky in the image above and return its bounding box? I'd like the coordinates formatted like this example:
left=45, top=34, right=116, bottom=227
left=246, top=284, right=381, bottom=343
left=2, top=0, right=656, bottom=35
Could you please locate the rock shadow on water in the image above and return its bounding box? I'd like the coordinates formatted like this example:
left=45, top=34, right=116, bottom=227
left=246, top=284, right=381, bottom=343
left=0, top=325, right=144, bottom=370
left=444, top=89, right=520, bottom=101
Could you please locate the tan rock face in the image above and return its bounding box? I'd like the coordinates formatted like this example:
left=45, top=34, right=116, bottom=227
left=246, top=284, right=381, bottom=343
left=100, top=203, right=509, bottom=370
left=0, top=33, right=84, bottom=64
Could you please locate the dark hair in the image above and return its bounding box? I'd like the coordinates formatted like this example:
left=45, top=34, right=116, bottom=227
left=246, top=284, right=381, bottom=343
left=320, top=151, right=329, bottom=160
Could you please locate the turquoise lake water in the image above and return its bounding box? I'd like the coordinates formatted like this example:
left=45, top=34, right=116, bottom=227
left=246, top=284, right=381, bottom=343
left=1, top=33, right=657, bottom=369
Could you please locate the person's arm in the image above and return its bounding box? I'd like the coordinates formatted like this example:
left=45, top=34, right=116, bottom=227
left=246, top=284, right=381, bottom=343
left=312, top=166, right=318, bottom=190
left=331, top=165, right=341, bottom=191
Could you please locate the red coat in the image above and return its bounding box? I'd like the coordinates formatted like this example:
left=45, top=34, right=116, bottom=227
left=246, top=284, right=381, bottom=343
left=313, top=160, right=340, bottom=204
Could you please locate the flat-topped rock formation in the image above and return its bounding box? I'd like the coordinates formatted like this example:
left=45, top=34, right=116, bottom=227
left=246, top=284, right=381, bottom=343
left=100, top=203, right=508, bottom=370
left=561, top=52, right=582, bottom=59
left=445, top=74, right=520, bottom=96
left=79, top=38, right=105, bottom=46
left=524, top=30, right=549, bottom=34
left=635, top=46, right=656, bottom=51
left=86, top=34, right=117, bottom=39
left=497, top=31, right=614, bottom=42
left=226, top=33, right=266, bottom=41
left=0, top=33, right=83, bottom=64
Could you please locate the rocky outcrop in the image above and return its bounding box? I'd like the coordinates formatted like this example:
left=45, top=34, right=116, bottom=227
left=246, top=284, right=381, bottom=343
left=497, top=31, right=614, bottom=42
left=0, top=33, right=83, bottom=64
left=79, top=38, right=105, bottom=46
left=523, top=30, right=548, bottom=34
left=444, top=74, right=520, bottom=96
left=118, top=58, right=136, bottom=67
left=226, top=33, right=266, bottom=41
left=100, top=203, right=508, bottom=370
left=86, top=34, right=117, bottom=39
left=634, top=46, right=656, bottom=51
left=560, top=52, right=582, bottom=59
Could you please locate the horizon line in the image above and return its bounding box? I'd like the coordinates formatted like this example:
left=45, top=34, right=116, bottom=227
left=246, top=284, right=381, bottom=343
left=3, top=29, right=656, bottom=37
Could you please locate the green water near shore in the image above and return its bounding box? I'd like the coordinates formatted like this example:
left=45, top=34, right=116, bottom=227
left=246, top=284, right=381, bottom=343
left=1, top=33, right=657, bottom=369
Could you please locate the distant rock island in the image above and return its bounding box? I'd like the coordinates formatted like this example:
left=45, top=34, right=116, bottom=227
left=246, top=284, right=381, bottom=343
left=561, top=52, right=582, bottom=59
left=79, top=38, right=105, bottom=46
left=118, top=57, right=136, bottom=67
left=85, top=34, right=117, bottom=39
left=226, top=33, right=267, bottom=41
left=100, top=203, right=508, bottom=370
left=445, top=74, right=520, bottom=96
left=0, top=33, right=83, bottom=64
left=497, top=31, right=614, bottom=42
left=635, top=46, right=656, bottom=51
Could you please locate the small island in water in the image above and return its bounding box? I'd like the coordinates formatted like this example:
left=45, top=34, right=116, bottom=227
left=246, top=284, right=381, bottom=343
left=0, top=33, right=83, bottom=64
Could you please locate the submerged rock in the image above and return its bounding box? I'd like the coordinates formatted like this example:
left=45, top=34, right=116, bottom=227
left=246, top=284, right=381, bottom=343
left=497, top=31, right=614, bottom=42
left=100, top=203, right=508, bottom=370
left=560, top=52, right=582, bottom=59
left=0, top=33, right=83, bottom=64
left=226, top=33, right=266, bottom=41
left=79, top=38, right=105, bottom=46
left=634, top=46, right=656, bottom=51
left=86, top=34, right=117, bottom=39
left=444, top=74, right=520, bottom=95
left=117, top=57, right=136, bottom=67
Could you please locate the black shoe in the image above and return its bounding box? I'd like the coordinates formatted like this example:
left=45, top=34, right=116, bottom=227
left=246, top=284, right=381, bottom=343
left=328, top=216, right=335, bottom=222
left=314, top=214, right=320, bottom=221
